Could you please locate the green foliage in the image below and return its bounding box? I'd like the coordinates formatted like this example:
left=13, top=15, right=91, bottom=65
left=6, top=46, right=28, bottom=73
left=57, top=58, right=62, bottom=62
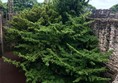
left=53, top=0, right=89, bottom=15
left=5, top=0, right=110, bottom=83
left=52, top=0, right=89, bottom=22
left=14, top=0, right=38, bottom=11
left=110, top=4, right=118, bottom=13
left=0, top=0, right=4, bottom=9
left=0, top=0, right=7, bottom=13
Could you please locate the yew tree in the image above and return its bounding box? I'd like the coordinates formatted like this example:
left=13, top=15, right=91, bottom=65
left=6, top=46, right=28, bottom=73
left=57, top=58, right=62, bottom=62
left=5, top=0, right=110, bottom=83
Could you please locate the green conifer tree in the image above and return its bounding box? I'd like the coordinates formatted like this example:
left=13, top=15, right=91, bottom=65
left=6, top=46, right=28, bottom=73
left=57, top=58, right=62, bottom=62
left=5, top=0, right=110, bottom=83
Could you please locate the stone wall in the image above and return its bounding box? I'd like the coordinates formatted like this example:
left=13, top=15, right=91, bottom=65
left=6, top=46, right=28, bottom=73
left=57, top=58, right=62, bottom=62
left=91, top=10, right=118, bottom=83
left=91, top=9, right=118, bottom=18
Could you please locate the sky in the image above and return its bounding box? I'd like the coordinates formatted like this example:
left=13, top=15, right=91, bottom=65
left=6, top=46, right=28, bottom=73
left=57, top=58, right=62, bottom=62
left=89, top=0, right=118, bottom=9
left=1, top=0, right=118, bottom=9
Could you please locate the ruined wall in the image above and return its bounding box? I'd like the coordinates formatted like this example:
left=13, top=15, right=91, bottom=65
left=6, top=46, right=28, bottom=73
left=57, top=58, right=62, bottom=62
left=92, top=19, right=118, bottom=67
left=91, top=9, right=118, bottom=83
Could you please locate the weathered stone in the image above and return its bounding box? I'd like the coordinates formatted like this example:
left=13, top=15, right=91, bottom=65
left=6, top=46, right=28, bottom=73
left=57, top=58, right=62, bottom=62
left=91, top=10, right=118, bottom=83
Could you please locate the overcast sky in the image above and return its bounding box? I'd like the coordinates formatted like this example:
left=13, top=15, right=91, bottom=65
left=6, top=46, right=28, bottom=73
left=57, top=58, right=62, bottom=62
left=89, top=0, right=118, bottom=9
left=1, top=0, right=118, bottom=9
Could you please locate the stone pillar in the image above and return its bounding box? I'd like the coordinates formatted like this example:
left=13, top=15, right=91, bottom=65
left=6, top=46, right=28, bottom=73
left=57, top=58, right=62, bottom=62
left=99, top=23, right=107, bottom=52
left=103, top=24, right=108, bottom=51
left=0, top=14, right=3, bottom=55
left=109, top=25, right=115, bottom=50
left=99, top=28, right=104, bottom=51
